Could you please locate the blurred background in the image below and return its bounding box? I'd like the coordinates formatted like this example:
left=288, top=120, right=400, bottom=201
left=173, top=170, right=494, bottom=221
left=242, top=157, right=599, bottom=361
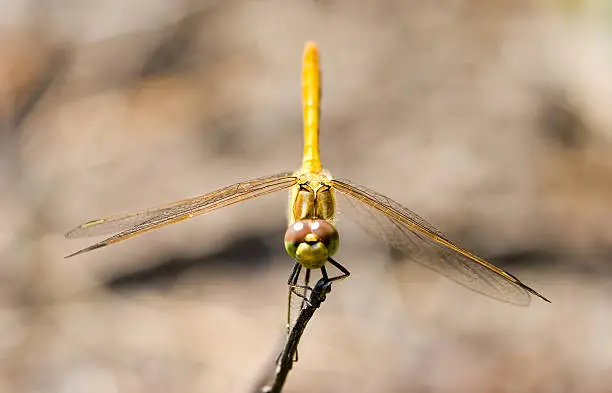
left=1, top=0, right=611, bottom=392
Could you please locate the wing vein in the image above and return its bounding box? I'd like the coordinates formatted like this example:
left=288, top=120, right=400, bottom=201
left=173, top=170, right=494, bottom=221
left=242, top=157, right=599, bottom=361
left=65, top=173, right=297, bottom=257
left=331, top=178, right=549, bottom=305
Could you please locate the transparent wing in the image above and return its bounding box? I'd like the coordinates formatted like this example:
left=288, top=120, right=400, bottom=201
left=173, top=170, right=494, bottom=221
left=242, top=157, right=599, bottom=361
left=65, top=172, right=298, bottom=258
left=331, top=178, right=549, bottom=306
left=287, top=271, right=309, bottom=332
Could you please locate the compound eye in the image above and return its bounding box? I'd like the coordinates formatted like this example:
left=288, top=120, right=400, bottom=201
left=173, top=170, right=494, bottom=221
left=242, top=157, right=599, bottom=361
left=284, top=221, right=310, bottom=245
left=309, top=220, right=339, bottom=256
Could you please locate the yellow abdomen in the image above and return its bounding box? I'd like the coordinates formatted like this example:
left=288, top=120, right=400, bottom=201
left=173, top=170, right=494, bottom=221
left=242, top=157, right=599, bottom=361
left=301, top=42, right=322, bottom=174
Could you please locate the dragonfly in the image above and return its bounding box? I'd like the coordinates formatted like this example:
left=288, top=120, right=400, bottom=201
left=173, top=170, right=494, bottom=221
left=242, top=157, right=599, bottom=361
left=65, top=41, right=550, bottom=312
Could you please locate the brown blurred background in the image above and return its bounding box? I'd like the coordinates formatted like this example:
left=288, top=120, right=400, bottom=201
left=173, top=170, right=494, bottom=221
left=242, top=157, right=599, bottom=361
left=1, top=0, right=611, bottom=392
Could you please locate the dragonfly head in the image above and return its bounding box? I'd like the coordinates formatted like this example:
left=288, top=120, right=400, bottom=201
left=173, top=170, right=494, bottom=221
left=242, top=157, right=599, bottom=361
left=284, top=219, right=339, bottom=269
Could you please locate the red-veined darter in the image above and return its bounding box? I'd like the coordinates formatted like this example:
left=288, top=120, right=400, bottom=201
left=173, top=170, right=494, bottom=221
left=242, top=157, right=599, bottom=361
left=65, top=42, right=550, bottom=311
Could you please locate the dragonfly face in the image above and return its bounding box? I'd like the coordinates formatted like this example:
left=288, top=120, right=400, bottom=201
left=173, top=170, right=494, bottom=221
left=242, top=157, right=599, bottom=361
left=285, top=173, right=339, bottom=269
left=284, top=219, right=338, bottom=269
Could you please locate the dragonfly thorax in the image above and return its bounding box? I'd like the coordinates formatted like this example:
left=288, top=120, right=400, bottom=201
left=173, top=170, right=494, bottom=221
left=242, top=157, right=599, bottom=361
left=291, top=181, right=334, bottom=220
left=284, top=219, right=339, bottom=269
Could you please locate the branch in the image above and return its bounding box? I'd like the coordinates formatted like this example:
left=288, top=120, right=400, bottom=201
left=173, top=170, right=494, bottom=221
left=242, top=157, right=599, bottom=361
left=258, top=277, right=332, bottom=393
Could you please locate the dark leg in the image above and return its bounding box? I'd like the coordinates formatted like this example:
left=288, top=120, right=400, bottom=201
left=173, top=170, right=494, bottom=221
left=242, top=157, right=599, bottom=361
left=288, top=265, right=314, bottom=302
left=322, top=257, right=351, bottom=282
left=292, top=268, right=311, bottom=362
left=303, top=268, right=311, bottom=299
left=287, top=262, right=301, bottom=286
left=286, top=263, right=301, bottom=337
left=304, top=268, right=311, bottom=285
left=286, top=264, right=314, bottom=329
left=295, top=268, right=311, bottom=304
left=285, top=265, right=312, bottom=363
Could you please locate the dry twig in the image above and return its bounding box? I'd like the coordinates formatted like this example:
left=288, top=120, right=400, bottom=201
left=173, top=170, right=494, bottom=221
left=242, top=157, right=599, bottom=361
left=258, top=277, right=332, bottom=393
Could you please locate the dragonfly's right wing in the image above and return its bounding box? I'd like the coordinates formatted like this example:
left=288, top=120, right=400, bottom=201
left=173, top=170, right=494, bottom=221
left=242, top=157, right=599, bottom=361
left=65, top=172, right=298, bottom=258
left=331, top=178, right=549, bottom=306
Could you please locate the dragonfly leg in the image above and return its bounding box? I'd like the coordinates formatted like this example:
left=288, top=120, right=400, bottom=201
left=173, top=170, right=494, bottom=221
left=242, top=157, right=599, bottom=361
left=287, top=262, right=302, bottom=285
left=289, top=272, right=314, bottom=305
left=286, top=263, right=302, bottom=332
left=293, top=269, right=311, bottom=362
left=302, top=268, right=311, bottom=303
left=322, top=257, right=351, bottom=282
left=287, top=264, right=315, bottom=320
left=285, top=264, right=313, bottom=363
left=282, top=263, right=302, bottom=364
left=288, top=263, right=314, bottom=304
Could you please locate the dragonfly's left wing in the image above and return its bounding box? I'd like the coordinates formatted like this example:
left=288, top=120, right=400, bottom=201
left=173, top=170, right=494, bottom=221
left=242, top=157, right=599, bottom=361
left=65, top=172, right=298, bottom=258
left=331, top=178, right=550, bottom=306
